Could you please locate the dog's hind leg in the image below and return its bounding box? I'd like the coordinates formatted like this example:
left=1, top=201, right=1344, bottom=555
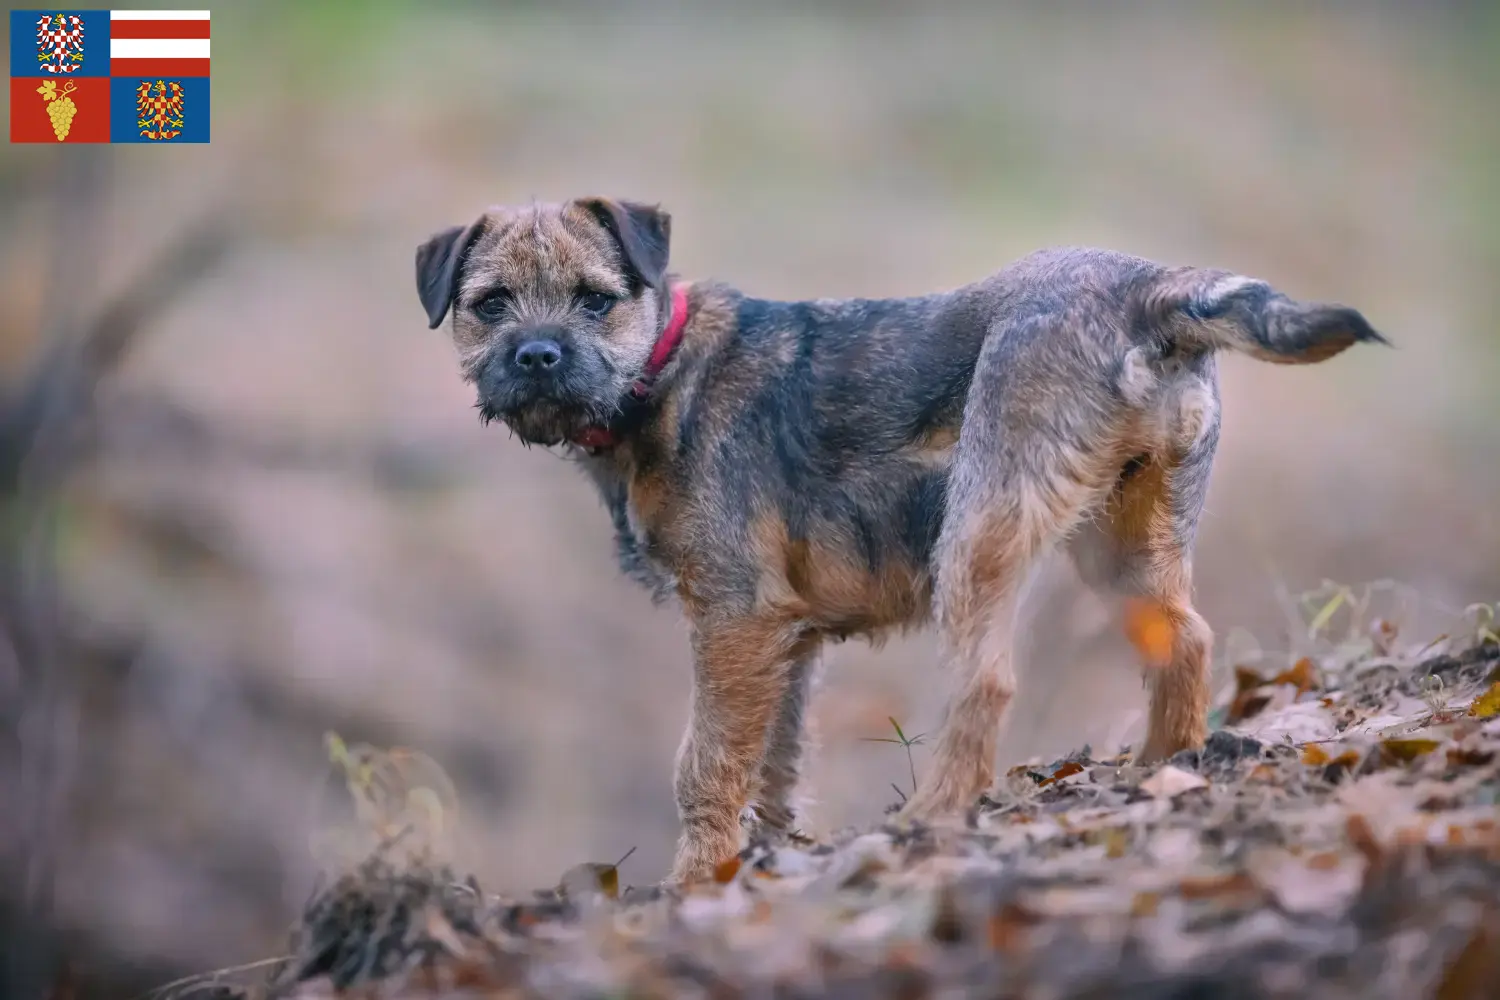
left=900, top=318, right=1130, bottom=821
left=1069, top=372, right=1221, bottom=762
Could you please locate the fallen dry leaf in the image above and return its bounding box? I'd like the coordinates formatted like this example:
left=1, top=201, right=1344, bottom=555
left=1248, top=849, right=1366, bottom=916
left=1140, top=765, right=1208, bottom=799
left=1301, top=744, right=1331, bottom=766
left=1176, top=871, right=1259, bottom=903
left=556, top=846, right=635, bottom=900
left=1103, top=827, right=1129, bottom=858
left=1271, top=657, right=1319, bottom=697
left=557, top=862, right=621, bottom=900
left=1238, top=700, right=1340, bottom=744
left=1231, top=665, right=1265, bottom=693
left=1345, top=812, right=1384, bottom=866
left=1379, top=738, right=1442, bottom=765
left=1370, top=618, right=1400, bottom=656
left=1447, top=746, right=1496, bottom=767
left=713, top=857, right=742, bottom=884
left=1038, top=761, right=1086, bottom=787
left=1226, top=666, right=1271, bottom=724
left=1467, top=681, right=1500, bottom=720
left=987, top=902, right=1037, bottom=955
left=1435, top=914, right=1500, bottom=1000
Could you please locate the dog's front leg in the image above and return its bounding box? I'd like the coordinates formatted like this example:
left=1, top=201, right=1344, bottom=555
left=749, top=634, right=821, bottom=837
left=670, top=615, right=800, bottom=884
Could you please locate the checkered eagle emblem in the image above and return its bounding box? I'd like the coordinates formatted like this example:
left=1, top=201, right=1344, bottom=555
left=35, top=13, right=86, bottom=75
left=134, top=79, right=185, bottom=141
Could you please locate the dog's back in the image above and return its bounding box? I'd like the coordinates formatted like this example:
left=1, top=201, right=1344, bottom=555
left=620, top=247, right=1380, bottom=642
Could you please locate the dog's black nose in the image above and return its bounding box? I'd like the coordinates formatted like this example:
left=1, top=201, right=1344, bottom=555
left=514, top=339, right=563, bottom=373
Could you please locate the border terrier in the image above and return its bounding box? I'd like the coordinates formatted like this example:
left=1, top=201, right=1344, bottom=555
left=415, top=198, right=1384, bottom=883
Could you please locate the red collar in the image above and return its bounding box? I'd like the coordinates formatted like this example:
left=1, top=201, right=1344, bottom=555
left=571, top=283, right=689, bottom=451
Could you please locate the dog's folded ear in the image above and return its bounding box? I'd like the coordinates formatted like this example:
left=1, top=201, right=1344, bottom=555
left=416, top=219, right=485, bottom=329
left=576, top=198, right=671, bottom=291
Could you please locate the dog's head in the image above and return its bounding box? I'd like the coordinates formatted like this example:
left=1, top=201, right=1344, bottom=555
left=415, top=198, right=672, bottom=446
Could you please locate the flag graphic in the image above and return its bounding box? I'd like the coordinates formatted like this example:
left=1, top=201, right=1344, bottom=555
left=9, top=9, right=210, bottom=144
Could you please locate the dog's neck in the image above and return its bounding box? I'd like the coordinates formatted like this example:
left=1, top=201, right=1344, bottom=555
left=570, top=282, right=691, bottom=453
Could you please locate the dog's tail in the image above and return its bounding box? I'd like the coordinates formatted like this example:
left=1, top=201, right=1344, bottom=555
left=1140, top=266, right=1389, bottom=365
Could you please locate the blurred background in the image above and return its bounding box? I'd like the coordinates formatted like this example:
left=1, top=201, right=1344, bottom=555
left=2, top=1, right=1498, bottom=995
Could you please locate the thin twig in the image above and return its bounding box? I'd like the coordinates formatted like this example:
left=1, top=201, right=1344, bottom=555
left=137, top=955, right=291, bottom=1000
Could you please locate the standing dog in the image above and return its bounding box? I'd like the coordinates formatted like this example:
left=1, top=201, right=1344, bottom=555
left=415, top=198, right=1384, bottom=883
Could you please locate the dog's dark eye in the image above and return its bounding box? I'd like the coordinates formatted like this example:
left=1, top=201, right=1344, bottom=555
left=474, top=292, right=510, bottom=321
left=579, top=291, right=616, bottom=317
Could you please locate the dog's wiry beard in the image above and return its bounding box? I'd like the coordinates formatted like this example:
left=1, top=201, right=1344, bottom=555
left=492, top=400, right=595, bottom=447
left=474, top=365, right=627, bottom=448
left=475, top=398, right=504, bottom=428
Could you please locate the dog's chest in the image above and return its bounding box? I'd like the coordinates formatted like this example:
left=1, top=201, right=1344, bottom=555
left=622, top=479, right=677, bottom=569
left=613, top=448, right=953, bottom=638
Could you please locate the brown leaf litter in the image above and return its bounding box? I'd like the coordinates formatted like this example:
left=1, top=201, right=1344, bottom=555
left=172, top=638, right=1500, bottom=1000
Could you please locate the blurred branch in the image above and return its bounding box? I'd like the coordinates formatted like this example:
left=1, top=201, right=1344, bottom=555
left=1, top=146, right=109, bottom=1000
left=96, top=395, right=480, bottom=494
left=0, top=220, right=233, bottom=496
left=0, top=150, right=236, bottom=1000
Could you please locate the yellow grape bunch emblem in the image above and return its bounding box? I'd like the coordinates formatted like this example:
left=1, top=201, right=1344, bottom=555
left=35, top=80, right=79, bottom=142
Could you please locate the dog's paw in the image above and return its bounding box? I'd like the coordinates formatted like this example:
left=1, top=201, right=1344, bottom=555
left=1137, top=720, right=1208, bottom=765
left=668, top=826, right=741, bottom=886
left=895, top=781, right=978, bottom=825
left=896, top=755, right=995, bottom=824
